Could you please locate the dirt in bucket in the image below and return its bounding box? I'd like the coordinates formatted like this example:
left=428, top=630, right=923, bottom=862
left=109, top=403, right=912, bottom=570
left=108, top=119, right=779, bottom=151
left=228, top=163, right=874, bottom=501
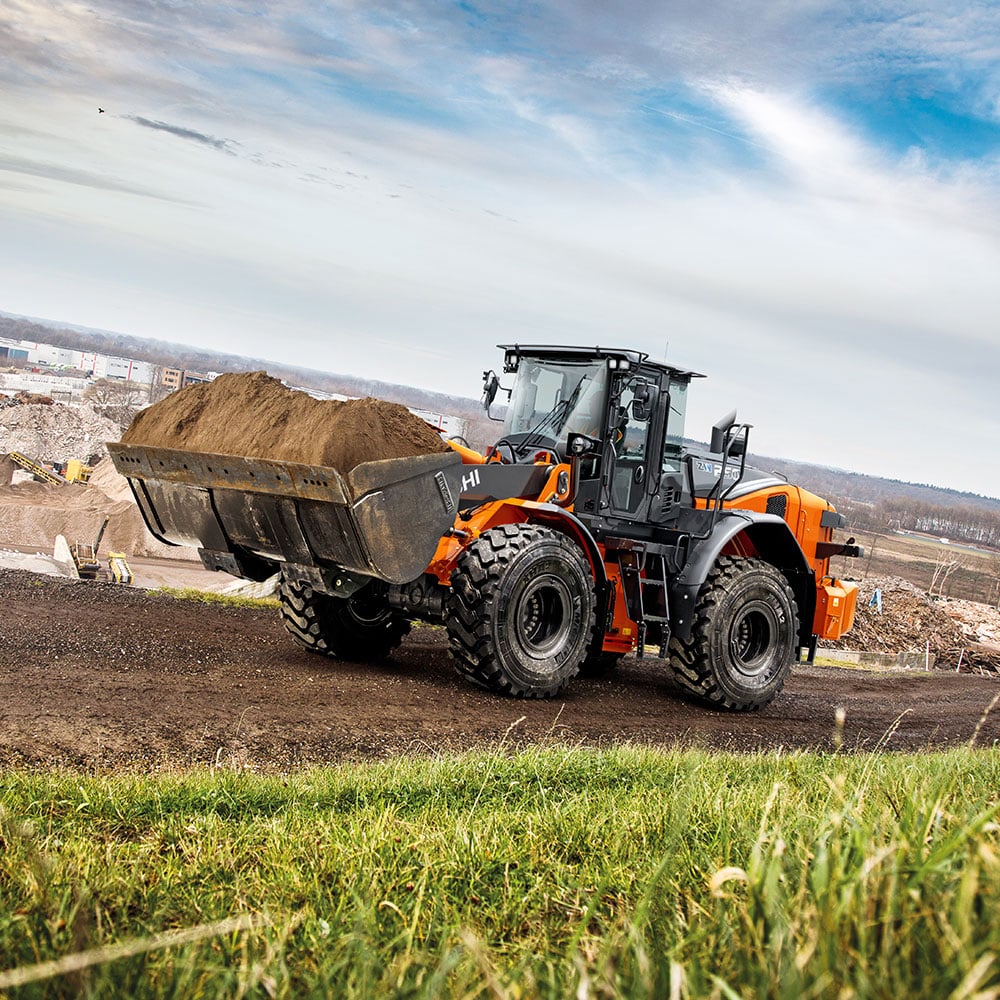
left=120, top=372, right=449, bottom=470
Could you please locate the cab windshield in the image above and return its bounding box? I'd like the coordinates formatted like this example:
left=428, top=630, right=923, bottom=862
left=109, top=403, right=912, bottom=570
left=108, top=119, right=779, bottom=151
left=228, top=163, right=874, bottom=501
left=504, top=358, right=609, bottom=446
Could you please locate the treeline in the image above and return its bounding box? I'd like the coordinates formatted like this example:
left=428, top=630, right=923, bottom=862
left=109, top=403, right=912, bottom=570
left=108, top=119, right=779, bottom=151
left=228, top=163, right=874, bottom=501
left=829, top=496, right=1000, bottom=549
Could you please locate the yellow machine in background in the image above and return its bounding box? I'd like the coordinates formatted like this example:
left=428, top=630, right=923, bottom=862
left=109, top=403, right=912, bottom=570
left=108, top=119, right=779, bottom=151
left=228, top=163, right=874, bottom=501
left=64, top=459, right=93, bottom=483
left=68, top=516, right=133, bottom=584
left=106, top=552, right=133, bottom=585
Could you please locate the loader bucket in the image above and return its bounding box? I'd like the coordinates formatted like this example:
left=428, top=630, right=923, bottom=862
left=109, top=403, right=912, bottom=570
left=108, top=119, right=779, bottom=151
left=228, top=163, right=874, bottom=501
left=107, top=443, right=464, bottom=586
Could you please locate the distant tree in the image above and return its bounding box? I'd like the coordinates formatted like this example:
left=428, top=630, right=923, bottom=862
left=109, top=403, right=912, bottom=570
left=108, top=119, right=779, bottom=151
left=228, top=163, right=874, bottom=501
left=84, top=378, right=147, bottom=428
left=929, top=553, right=966, bottom=598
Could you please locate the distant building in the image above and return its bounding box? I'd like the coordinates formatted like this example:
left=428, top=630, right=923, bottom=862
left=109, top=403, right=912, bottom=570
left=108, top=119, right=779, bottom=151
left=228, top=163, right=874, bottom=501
left=0, top=337, right=29, bottom=364
left=160, top=368, right=217, bottom=390
left=7, top=339, right=154, bottom=383
left=161, top=367, right=184, bottom=390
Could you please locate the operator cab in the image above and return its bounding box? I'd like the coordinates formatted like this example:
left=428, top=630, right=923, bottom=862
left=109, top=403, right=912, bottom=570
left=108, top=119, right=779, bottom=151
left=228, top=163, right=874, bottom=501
left=486, top=345, right=702, bottom=526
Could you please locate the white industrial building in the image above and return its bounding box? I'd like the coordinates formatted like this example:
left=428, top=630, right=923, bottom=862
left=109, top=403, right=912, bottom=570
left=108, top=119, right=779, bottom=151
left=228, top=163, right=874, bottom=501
left=6, top=339, right=155, bottom=384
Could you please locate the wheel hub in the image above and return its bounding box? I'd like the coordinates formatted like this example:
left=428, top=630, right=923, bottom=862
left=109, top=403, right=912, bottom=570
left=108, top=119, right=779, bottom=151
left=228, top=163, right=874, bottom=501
left=729, top=601, right=778, bottom=677
left=517, top=575, right=571, bottom=658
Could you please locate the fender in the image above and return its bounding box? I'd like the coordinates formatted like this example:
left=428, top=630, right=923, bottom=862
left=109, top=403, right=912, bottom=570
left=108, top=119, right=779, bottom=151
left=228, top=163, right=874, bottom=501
left=669, top=511, right=816, bottom=646
left=471, top=499, right=608, bottom=587
left=520, top=501, right=609, bottom=588
left=432, top=497, right=610, bottom=605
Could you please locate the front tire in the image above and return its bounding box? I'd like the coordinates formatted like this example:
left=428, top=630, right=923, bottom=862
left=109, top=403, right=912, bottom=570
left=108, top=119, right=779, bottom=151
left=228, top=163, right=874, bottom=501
left=280, top=577, right=409, bottom=661
left=667, top=557, right=798, bottom=710
left=446, top=523, right=596, bottom=697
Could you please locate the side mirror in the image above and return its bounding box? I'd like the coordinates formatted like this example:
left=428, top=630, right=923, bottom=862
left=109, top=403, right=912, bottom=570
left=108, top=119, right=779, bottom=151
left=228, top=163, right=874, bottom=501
left=710, top=410, right=737, bottom=454
left=481, top=370, right=500, bottom=412
left=631, top=379, right=654, bottom=421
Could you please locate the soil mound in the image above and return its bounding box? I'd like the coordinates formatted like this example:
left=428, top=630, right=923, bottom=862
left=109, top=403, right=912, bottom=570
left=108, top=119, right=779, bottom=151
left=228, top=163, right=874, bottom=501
left=120, top=372, right=449, bottom=470
left=0, top=479, right=186, bottom=559
left=86, top=456, right=134, bottom=503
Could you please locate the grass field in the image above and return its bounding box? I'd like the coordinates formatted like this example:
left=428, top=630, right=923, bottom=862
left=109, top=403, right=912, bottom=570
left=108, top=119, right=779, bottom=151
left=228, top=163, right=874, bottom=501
left=3, top=745, right=1000, bottom=998
left=832, top=528, right=1000, bottom=603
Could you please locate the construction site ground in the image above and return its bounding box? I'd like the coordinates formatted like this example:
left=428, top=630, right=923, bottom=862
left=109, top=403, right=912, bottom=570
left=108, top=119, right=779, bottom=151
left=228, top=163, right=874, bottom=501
left=2, top=568, right=999, bottom=772
left=3, top=392, right=1000, bottom=769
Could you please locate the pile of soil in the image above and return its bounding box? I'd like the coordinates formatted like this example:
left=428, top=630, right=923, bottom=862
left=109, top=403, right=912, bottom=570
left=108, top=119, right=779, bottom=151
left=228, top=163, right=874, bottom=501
left=86, top=455, right=135, bottom=503
left=121, top=372, right=449, bottom=470
left=0, top=472, right=189, bottom=559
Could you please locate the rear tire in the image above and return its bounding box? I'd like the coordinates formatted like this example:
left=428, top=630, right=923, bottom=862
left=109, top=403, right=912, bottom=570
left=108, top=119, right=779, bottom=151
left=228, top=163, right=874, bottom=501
left=667, top=557, right=797, bottom=710
left=280, top=577, right=409, bottom=661
left=446, top=523, right=596, bottom=698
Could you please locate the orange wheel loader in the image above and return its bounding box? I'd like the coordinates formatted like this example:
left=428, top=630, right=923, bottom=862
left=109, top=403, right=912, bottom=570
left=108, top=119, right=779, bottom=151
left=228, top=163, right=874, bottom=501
left=109, top=345, right=861, bottom=710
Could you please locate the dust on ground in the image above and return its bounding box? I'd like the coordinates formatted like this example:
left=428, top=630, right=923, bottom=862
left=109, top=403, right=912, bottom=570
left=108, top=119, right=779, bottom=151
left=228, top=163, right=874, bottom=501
left=1, top=568, right=997, bottom=772
left=121, top=371, right=449, bottom=469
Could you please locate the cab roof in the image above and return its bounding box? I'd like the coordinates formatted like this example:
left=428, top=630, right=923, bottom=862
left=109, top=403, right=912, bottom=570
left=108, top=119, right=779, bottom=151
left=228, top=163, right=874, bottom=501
left=497, top=343, right=705, bottom=381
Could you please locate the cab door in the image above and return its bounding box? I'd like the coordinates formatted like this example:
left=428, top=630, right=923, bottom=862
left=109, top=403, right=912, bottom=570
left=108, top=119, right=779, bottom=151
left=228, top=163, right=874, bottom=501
left=606, top=370, right=660, bottom=520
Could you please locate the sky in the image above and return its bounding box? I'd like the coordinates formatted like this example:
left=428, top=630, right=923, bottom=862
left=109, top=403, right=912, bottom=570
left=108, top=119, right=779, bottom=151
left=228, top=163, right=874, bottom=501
left=1, top=2, right=999, bottom=498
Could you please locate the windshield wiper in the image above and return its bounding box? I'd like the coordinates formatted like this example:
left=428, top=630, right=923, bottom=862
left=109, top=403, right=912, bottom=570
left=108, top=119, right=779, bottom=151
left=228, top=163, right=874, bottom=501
left=519, top=376, right=587, bottom=454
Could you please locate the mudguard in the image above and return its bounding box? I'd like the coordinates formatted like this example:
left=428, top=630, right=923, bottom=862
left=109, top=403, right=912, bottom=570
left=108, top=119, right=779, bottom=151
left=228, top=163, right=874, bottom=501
left=669, top=511, right=816, bottom=646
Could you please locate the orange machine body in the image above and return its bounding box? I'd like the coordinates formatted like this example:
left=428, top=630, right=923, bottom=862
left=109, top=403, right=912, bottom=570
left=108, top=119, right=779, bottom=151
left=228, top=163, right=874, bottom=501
left=433, top=442, right=857, bottom=657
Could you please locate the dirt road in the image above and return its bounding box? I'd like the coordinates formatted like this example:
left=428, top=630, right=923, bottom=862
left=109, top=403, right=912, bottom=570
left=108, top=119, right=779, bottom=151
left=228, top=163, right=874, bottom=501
left=2, top=569, right=998, bottom=771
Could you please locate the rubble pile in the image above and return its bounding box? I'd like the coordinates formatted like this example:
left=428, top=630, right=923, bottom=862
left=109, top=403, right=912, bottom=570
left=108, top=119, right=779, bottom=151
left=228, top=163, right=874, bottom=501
left=0, top=390, right=54, bottom=407
left=938, top=597, right=1000, bottom=647
left=824, top=576, right=1000, bottom=673
left=0, top=401, right=121, bottom=464
left=121, top=371, right=449, bottom=470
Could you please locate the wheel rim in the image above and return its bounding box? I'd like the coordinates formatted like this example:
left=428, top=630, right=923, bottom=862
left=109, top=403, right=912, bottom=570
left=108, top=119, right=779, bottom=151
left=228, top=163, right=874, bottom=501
left=345, top=593, right=392, bottom=629
left=728, top=601, right=779, bottom=677
left=515, top=574, right=572, bottom=659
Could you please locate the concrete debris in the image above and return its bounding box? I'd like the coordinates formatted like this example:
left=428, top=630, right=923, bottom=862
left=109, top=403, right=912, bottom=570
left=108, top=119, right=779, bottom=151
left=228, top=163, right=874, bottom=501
left=217, top=573, right=281, bottom=599
left=1, top=401, right=121, bottom=464
left=0, top=547, right=78, bottom=578
left=936, top=597, right=1000, bottom=648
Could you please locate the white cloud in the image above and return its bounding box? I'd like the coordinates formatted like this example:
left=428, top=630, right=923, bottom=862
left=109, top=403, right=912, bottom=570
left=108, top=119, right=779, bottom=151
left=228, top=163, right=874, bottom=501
left=1, top=1, right=1000, bottom=496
